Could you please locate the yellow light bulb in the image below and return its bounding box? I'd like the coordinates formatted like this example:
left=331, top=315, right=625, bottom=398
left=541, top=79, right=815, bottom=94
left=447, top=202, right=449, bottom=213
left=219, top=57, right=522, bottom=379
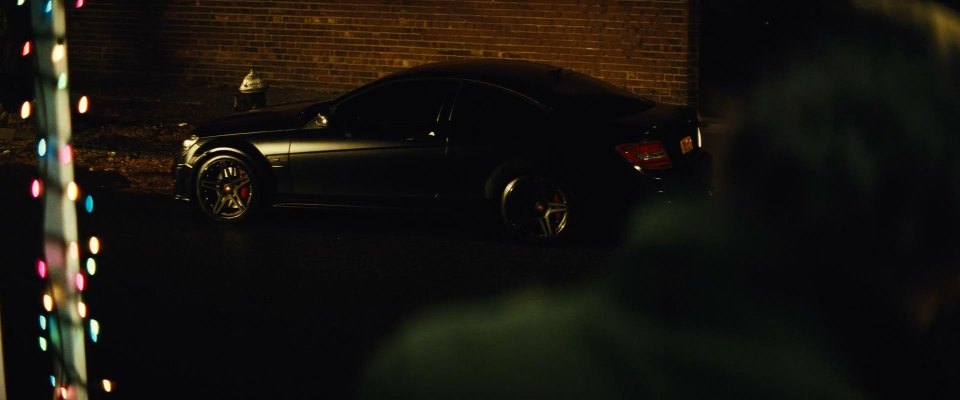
left=78, top=96, right=89, bottom=114
left=89, top=236, right=100, bottom=255
left=20, top=101, right=31, bottom=119
left=51, top=44, right=65, bottom=62
left=43, top=294, right=53, bottom=312
left=67, top=181, right=79, bottom=200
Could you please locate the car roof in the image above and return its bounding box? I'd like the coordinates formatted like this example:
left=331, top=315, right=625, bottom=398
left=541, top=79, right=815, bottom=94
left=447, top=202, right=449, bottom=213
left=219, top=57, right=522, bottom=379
left=368, top=59, right=655, bottom=115
left=389, top=59, right=558, bottom=80
left=382, top=59, right=569, bottom=99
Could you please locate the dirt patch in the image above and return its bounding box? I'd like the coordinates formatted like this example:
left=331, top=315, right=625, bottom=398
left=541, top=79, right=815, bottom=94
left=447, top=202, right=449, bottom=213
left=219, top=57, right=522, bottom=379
left=0, top=119, right=186, bottom=195
left=0, top=83, right=334, bottom=195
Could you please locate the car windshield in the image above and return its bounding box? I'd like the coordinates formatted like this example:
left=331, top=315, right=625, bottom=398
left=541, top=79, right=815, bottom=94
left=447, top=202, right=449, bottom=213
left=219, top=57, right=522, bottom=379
left=547, top=69, right=654, bottom=117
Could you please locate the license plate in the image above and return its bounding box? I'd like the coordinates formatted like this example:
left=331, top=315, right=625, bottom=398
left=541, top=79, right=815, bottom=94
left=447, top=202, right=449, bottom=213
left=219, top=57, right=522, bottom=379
left=680, top=136, right=693, bottom=154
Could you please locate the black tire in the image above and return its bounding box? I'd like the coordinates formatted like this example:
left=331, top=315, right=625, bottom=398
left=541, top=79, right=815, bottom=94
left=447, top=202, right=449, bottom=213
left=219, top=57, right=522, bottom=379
left=500, top=174, right=577, bottom=244
left=194, top=153, right=260, bottom=222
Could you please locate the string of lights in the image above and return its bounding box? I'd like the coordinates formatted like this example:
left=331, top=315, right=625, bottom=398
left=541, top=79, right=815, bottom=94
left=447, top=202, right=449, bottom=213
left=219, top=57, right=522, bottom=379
left=19, top=0, right=112, bottom=398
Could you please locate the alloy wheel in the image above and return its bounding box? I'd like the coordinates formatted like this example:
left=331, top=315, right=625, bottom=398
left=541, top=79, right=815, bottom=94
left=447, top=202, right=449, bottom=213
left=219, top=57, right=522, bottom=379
left=196, top=155, right=256, bottom=221
left=501, top=176, right=571, bottom=240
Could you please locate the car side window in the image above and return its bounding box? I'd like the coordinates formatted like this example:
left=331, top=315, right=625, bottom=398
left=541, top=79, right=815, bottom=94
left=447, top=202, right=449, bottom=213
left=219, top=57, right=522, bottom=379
left=451, top=82, right=544, bottom=133
left=336, top=80, right=457, bottom=126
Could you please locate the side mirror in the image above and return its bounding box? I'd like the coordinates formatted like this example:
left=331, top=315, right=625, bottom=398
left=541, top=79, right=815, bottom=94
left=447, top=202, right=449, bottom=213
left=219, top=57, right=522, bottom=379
left=313, top=114, right=329, bottom=129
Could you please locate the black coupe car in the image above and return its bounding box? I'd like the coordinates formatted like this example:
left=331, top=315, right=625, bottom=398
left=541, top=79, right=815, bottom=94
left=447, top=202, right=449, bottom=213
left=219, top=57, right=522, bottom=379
left=173, top=60, right=711, bottom=242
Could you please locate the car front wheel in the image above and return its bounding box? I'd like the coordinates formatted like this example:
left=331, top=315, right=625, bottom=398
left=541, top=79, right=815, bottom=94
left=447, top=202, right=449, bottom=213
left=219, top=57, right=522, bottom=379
left=500, top=175, right=576, bottom=243
left=195, top=154, right=259, bottom=222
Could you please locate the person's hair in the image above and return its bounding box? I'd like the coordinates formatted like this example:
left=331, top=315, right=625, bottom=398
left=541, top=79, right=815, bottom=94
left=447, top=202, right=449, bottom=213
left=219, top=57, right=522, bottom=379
left=726, top=1, right=960, bottom=290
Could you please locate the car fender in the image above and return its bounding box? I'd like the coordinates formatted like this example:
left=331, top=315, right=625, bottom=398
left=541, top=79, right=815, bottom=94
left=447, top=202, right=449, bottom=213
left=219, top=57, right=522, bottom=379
left=483, top=155, right=581, bottom=200
left=192, top=141, right=277, bottom=198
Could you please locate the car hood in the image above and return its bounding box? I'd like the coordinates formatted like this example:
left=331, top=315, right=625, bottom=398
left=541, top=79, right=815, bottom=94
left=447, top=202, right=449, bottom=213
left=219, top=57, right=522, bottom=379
left=193, top=100, right=321, bottom=137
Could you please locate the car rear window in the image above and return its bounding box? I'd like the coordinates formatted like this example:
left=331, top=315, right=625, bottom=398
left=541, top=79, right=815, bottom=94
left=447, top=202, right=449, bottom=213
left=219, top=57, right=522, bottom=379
left=451, top=82, right=544, bottom=131
left=549, top=70, right=654, bottom=117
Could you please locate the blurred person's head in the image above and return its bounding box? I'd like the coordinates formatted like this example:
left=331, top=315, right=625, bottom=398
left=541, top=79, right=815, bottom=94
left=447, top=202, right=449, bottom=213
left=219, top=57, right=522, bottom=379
left=725, top=0, right=960, bottom=329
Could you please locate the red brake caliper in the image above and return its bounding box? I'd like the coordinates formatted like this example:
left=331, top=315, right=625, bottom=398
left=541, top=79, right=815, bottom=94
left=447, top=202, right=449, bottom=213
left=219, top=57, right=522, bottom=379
left=238, top=171, right=250, bottom=200
left=550, top=192, right=564, bottom=224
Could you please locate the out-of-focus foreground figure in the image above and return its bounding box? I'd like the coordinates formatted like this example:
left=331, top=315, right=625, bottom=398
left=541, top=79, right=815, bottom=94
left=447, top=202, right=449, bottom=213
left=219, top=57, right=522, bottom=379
left=360, top=1, right=960, bottom=398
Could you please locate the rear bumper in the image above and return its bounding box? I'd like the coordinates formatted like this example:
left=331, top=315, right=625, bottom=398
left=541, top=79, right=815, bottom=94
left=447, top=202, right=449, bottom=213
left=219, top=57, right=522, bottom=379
left=645, top=150, right=714, bottom=197
left=574, top=150, right=712, bottom=233
left=579, top=150, right=713, bottom=214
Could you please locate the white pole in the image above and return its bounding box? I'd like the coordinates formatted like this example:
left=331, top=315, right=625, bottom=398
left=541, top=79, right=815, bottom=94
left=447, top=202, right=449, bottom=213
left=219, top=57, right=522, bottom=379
left=31, top=0, right=88, bottom=399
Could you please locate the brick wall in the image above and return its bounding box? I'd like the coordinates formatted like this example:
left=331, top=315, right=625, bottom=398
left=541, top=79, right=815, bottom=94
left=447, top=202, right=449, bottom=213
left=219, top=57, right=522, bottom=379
left=67, top=0, right=698, bottom=106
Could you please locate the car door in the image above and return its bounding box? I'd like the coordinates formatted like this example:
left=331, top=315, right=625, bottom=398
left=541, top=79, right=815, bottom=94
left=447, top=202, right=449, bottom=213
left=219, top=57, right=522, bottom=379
left=442, top=81, right=548, bottom=200
left=288, top=79, right=458, bottom=205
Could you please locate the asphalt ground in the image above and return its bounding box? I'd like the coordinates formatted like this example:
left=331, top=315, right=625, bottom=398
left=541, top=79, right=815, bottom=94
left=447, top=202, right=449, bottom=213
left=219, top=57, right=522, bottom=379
left=0, top=171, right=626, bottom=399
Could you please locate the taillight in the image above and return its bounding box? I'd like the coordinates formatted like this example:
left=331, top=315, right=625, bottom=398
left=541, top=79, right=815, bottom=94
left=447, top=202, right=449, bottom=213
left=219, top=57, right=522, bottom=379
left=616, top=141, right=672, bottom=170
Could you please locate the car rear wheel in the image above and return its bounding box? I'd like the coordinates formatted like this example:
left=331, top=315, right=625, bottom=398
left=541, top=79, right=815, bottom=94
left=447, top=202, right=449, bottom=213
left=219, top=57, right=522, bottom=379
left=500, top=175, right=576, bottom=243
left=195, top=154, right=259, bottom=222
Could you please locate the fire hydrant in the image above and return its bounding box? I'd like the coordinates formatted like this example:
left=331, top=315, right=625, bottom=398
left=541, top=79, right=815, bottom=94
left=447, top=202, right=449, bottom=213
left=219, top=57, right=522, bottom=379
left=234, top=69, right=268, bottom=112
